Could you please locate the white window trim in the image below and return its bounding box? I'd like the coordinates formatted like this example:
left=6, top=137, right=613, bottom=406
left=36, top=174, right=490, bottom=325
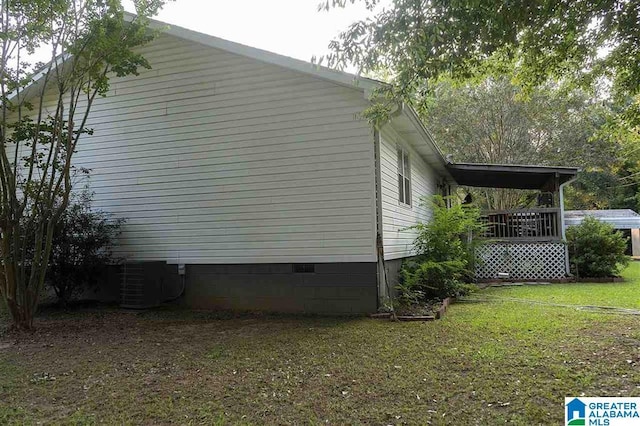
left=397, top=146, right=412, bottom=207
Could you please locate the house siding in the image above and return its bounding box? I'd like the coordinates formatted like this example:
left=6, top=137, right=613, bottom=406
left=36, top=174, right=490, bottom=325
left=33, top=33, right=376, bottom=264
left=379, top=126, right=438, bottom=260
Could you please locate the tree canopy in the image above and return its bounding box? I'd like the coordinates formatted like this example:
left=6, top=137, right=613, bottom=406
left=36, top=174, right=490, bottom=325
left=421, top=78, right=614, bottom=167
left=421, top=76, right=638, bottom=210
left=323, top=0, right=640, bottom=124
left=323, top=0, right=640, bottom=209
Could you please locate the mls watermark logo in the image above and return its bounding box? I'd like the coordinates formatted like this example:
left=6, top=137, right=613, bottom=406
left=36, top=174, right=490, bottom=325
left=566, top=398, right=587, bottom=425
left=566, top=397, right=640, bottom=425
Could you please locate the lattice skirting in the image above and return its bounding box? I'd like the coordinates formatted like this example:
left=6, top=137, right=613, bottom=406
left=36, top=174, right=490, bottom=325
left=475, top=241, right=568, bottom=281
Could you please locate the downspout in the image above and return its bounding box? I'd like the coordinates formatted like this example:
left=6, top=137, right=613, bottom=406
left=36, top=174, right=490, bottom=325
left=559, top=176, right=578, bottom=276
left=373, top=103, right=404, bottom=312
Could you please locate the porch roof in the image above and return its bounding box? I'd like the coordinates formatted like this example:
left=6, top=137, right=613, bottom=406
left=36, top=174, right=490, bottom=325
left=445, top=162, right=579, bottom=190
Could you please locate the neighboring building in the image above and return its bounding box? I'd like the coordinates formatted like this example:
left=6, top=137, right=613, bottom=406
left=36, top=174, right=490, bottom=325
left=16, top=16, right=579, bottom=313
left=565, top=209, right=640, bottom=256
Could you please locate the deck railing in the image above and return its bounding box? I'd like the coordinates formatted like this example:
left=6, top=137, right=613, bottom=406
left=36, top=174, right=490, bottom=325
left=479, top=208, right=561, bottom=241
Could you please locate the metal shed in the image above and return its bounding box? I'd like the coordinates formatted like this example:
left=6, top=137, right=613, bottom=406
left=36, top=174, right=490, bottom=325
left=564, top=209, right=640, bottom=256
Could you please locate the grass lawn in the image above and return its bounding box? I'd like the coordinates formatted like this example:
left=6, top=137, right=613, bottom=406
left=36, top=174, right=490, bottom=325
left=479, top=261, right=640, bottom=309
left=1, top=266, right=640, bottom=425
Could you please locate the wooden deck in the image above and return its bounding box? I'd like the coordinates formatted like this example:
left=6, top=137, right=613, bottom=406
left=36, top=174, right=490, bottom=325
left=479, top=208, right=561, bottom=241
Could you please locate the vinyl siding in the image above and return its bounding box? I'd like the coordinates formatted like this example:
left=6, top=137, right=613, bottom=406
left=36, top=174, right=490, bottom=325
left=379, top=127, right=438, bottom=260
left=30, top=33, right=376, bottom=264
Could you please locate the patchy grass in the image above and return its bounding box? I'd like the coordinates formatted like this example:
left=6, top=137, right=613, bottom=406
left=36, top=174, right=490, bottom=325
left=1, top=267, right=640, bottom=424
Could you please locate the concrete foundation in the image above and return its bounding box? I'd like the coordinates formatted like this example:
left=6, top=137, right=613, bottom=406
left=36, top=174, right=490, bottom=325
left=114, top=262, right=378, bottom=314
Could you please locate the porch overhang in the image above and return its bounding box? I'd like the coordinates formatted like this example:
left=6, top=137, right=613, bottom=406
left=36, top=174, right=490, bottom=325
left=446, top=162, right=579, bottom=191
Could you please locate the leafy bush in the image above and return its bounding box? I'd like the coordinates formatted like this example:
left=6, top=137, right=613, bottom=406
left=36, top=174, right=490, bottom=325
left=400, top=258, right=473, bottom=300
left=46, top=189, right=125, bottom=305
left=567, top=216, right=629, bottom=278
left=411, top=197, right=482, bottom=263
left=397, top=196, right=483, bottom=305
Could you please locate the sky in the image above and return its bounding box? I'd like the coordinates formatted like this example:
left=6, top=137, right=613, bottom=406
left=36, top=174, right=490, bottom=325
left=123, top=0, right=381, bottom=67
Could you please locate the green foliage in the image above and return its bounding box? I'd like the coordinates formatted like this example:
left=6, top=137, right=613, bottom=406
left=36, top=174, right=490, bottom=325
left=583, top=99, right=640, bottom=211
left=0, top=0, right=169, bottom=330
left=46, top=188, right=125, bottom=306
left=400, top=258, right=475, bottom=301
left=324, top=0, right=640, bottom=126
left=410, top=196, right=483, bottom=265
left=326, top=1, right=640, bottom=211
left=564, top=170, right=639, bottom=211
left=397, top=196, right=481, bottom=304
left=566, top=217, right=630, bottom=278
left=419, top=75, right=631, bottom=210
left=423, top=77, right=615, bottom=167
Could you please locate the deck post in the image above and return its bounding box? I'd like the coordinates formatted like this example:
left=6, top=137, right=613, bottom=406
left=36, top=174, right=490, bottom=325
left=632, top=229, right=640, bottom=257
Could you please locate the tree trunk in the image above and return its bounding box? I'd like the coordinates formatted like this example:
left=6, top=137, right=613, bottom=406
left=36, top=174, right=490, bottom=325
left=1, top=221, right=53, bottom=331
left=6, top=297, right=34, bottom=331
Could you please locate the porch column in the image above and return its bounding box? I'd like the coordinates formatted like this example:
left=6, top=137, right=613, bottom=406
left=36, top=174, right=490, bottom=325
left=632, top=229, right=640, bottom=257
left=559, top=180, right=567, bottom=241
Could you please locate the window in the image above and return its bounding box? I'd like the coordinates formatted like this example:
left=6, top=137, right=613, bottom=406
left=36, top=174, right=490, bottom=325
left=397, top=147, right=411, bottom=205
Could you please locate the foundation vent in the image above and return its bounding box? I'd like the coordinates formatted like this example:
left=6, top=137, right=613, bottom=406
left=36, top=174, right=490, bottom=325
left=293, top=263, right=315, bottom=273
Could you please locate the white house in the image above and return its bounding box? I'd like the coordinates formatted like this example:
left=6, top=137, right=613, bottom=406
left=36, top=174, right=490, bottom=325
left=19, top=17, right=579, bottom=313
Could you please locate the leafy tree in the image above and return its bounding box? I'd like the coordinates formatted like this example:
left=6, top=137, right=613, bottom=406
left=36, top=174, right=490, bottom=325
left=421, top=76, right=624, bottom=210
left=566, top=216, right=629, bottom=278
left=0, top=1, right=168, bottom=330
left=322, top=0, right=640, bottom=125
left=564, top=169, right=639, bottom=211
left=47, top=186, right=125, bottom=306
left=323, top=0, right=640, bottom=208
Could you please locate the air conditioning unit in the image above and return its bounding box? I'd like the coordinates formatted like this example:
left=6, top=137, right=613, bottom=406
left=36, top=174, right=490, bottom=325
left=119, top=262, right=169, bottom=309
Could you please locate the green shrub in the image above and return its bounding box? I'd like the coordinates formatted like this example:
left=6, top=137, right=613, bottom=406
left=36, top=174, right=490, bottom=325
left=397, top=196, right=483, bottom=304
left=46, top=189, right=125, bottom=306
left=400, top=258, right=476, bottom=300
left=566, top=216, right=629, bottom=278
left=411, top=196, right=482, bottom=264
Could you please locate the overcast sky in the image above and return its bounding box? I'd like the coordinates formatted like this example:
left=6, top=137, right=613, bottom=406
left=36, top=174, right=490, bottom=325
left=124, top=0, right=382, bottom=66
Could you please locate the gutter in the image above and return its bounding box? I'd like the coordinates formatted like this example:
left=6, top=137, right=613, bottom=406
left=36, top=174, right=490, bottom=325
left=391, top=102, right=456, bottom=183
left=402, top=104, right=447, bottom=163
left=373, top=102, right=403, bottom=310
left=559, top=175, right=579, bottom=241
left=559, top=175, right=579, bottom=276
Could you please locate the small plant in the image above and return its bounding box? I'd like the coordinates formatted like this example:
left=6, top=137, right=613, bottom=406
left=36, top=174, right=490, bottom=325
left=567, top=216, right=629, bottom=278
left=394, top=279, right=425, bottom=308
left=396, top=196, right=483, bottom=307
left=46, top=188, right=125, bottom=306
left=400, top=258, right=476, bottom=301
